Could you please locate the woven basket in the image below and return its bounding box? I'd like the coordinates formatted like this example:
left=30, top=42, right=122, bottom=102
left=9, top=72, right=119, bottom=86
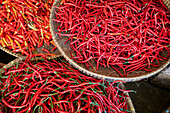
left=0, top=57, right=136, bottom=113
left=50, top=0, right=170, bottom=82
left=0, top=45, right=19, bottom=58
left=163, top=0, right=170, bottom=11
left=0, top=44, right=62, bottom=60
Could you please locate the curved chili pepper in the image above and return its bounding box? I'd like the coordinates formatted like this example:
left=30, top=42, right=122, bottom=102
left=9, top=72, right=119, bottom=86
left=0, top=0, right=57, bottom=56
left=0, top=56, right=132, bottom=112
left=54, top=0, right=170, bottom=77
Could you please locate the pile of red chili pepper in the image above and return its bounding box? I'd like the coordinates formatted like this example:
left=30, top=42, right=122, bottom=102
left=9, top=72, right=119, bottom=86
left=0, top=56, right=133, bottom=113
left=53, top=0, right=170, bottom=76
left=0, top=0, right=57, bottom=56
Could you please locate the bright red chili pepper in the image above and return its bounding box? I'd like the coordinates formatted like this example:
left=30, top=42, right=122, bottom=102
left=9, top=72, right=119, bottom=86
left=0, top=55, right=132, bottom=112
left=0, top=0, right=57, bottom=56
left=53, top=0, right=170, bottom=77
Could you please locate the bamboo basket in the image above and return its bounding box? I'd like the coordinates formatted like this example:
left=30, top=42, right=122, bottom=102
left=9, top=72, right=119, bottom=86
left=50, top=0, right=170, bottom=82
left=0, top=57, right=136, bottom=113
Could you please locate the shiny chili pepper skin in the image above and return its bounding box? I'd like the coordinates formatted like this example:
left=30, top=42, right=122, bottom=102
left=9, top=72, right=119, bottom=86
left=53, top=0, right=170, bottom=77
left=0, top=56, right=132, bottom=113
left=0, top=0, right=56, bottom=56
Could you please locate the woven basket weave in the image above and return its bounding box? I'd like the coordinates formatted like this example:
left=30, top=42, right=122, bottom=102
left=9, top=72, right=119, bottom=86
left=0, top=57, right=136, bottom=113
left=163, top=0, right=170, bottom=11
left=50, top=0, right=170, bottom=82
left=0, top=45, right=19, bottom=58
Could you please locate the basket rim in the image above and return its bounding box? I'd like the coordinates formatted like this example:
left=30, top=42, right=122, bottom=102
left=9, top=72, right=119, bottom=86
left=50, top=0, right=170, bottom=82
left=0, top=45, right=62, bottom=60
left=121, top=83, right=136, bottom=113
left=0, top=55, right=63, bottom=74
left=0, top=45, right=21, bottom=58
left=163, top=0, right=170, bottom=11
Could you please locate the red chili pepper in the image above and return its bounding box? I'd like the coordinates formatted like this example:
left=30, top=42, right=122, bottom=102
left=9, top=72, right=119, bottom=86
left=53, top=0, right=170, bottom=77
left=42, top=48, right=50, bottom=54
left=1, top=56, right=132, bottom=112
left=2, top=98, right=28, bottom=109
left=52, top=46, right=57, bottom=52
left=0, top=0, right=56, bottom=56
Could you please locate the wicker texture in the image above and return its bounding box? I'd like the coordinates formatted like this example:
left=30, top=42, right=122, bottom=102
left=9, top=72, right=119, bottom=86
left=0, top=45, right=19, bottom=58
left=163, top=0, right=170, bottom=11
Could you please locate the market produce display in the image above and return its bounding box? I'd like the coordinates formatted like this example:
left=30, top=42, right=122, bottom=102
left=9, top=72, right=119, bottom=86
left=1, top=0, right=170, bottom=112
left=0, top=56, right=133, bottom=113
left=0, top=0, right=58, bottom=57
left=53, top=0, right=170, bottom=77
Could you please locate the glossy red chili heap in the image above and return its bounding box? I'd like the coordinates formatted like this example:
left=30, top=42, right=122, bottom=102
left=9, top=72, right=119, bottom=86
left=0, top=56, right=133, bottom=113
left=53, top=0, right=170, bottom=77
left=0, top=0, right=57, bottom=57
